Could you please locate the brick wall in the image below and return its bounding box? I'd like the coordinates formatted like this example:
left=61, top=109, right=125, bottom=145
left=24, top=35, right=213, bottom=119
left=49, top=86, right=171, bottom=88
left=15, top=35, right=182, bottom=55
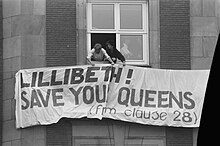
left=166, top=127, right=193, bottom=146
left=46, top=0, right=76, bottom=145
left=160, top=0, right=191, bottom=70
left=159, top=0, right=193, bottom=146
left=46, top=0, right=77, bottom=67
left=46, top=119, right=72, bottom=146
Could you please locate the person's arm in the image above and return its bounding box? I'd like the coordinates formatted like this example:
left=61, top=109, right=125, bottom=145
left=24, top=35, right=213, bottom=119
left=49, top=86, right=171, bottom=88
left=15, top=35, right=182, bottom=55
left=115, top=49, right=126, bottom=65
left=86, top=58, right=95, bottom=66
left=87, top=49, right=95, bottom=66
left=107, top=57, right=114, bottom=65
left=101, top=48, right=114, bottom=65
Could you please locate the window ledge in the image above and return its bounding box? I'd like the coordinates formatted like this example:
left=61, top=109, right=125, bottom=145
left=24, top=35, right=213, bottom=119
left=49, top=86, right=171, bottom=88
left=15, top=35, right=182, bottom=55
left=90, top=61, right=151, bottom=68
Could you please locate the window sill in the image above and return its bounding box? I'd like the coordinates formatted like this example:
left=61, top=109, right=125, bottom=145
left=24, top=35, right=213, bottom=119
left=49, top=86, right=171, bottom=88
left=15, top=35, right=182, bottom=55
left=90, top=61, right=151, bottom=68
left=129, top=64, right=151, bottom=68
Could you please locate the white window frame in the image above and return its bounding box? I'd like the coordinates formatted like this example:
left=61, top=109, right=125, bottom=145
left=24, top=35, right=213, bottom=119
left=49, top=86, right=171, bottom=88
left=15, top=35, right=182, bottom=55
left=87, top=1, right=149, bottom=65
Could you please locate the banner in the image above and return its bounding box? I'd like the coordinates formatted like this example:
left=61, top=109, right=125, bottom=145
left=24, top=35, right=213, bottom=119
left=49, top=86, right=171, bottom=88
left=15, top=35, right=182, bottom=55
left=14, top=64, right=210, bottom=128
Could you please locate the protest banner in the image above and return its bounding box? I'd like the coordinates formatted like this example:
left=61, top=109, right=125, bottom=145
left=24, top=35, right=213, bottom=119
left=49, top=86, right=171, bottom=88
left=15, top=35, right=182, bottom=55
left=15, top=64, right=112, bottom=128
left=14, top=64, right=209, bottom=128
left=104, top=66, right=209, bottom=127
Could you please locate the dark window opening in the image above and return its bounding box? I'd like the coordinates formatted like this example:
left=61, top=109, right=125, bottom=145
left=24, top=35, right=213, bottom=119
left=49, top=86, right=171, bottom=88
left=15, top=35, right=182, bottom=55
left=91, top=33, right=116, bottom=49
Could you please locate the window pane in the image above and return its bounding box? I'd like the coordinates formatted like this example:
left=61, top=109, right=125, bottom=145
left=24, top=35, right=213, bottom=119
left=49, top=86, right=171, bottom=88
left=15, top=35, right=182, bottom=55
left=120, top=5, right=142, bottom=29
left=120, top=35, right=143, bottom=60
left=92, top=5, right=114, bottom=29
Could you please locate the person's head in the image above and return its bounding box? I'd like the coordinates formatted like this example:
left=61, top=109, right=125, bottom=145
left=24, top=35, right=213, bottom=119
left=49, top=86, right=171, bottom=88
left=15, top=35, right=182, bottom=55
left=94, top=43, right=102, bottom=53
left=106, top=40, right=115, bottom=49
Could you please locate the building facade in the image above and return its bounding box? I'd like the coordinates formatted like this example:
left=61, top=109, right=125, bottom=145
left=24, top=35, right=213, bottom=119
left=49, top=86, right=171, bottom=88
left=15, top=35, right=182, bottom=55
left=1, top=0, right=219, bottom=146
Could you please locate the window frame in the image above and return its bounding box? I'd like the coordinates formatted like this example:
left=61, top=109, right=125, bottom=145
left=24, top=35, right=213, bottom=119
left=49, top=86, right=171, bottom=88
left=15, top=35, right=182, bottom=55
left=87, top=1, right=149, bottom=65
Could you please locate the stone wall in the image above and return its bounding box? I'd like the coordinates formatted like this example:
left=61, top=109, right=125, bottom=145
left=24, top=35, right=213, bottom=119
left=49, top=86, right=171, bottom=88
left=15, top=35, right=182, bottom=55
left=2, top=0, right=46, bottom=146
left=149, top=0, right=160, bottom=68
left=190, top=1, right=220, bottom=145
left=190, top=0, right=220, bottom=69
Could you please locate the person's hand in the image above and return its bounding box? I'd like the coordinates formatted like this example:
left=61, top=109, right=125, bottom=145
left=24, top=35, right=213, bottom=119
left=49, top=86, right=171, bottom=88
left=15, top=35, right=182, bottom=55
left=91, top=63, right=95, bottom=66
left=122, top=61, right=126, bottom=66
left=112, top=58, right=117, bottom=62
left=111, top=62, right=114, bottom=66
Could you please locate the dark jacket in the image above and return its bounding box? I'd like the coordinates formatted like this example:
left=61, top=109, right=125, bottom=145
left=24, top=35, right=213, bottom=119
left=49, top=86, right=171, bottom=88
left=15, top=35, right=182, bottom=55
left=105, top=48, right=125, bottom=63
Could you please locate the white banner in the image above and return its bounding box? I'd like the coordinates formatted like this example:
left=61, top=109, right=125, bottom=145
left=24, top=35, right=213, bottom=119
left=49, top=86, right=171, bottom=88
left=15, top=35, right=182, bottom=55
left=15, top=64, right=210, bottom=128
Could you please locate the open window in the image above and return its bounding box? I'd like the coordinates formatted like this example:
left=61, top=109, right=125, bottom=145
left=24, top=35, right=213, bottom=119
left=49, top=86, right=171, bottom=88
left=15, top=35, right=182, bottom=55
left=91, top=33, right=116, bottom=50
left=87, top=0, right=149, bottom=65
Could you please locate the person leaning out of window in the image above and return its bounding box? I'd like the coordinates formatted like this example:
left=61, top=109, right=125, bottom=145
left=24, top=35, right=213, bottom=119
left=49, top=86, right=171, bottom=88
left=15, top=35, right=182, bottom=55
left=87, top=43, right=115, bottom=66
left=105, top=40, right=126, bottom=66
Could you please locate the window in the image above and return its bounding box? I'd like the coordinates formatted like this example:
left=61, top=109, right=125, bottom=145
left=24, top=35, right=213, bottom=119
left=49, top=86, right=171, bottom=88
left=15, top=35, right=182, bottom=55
left=87, top=0, right=149, bottom=65
left=92, top=4, right=114, bottom=29
left=120, top=4, right=142, bottom=29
